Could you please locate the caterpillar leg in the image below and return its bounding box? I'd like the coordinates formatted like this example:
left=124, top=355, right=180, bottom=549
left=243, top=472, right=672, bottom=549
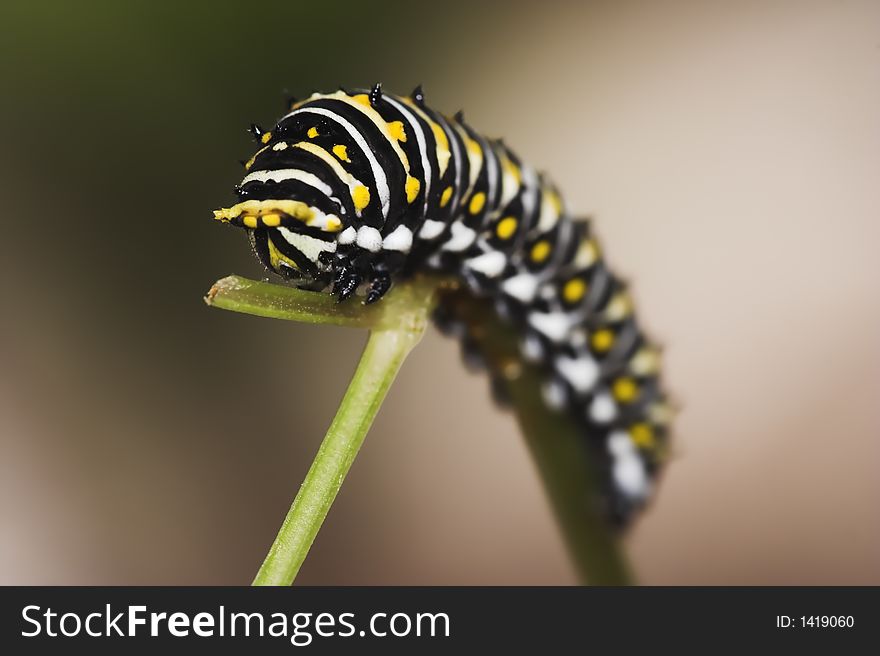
left=365, top=270, right=393, bottom=304
left=329, top=247, right=399, bottom=304
left=332, top=262, right=362, bottom=302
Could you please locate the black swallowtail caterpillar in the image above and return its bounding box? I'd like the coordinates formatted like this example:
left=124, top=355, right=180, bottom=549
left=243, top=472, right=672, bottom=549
left=213, top=84, right=673, bottom=525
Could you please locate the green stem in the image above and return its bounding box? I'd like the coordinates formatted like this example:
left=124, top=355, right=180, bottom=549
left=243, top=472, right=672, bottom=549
left=511, top=377, right=634, bottom=585
left=205, top=275, right=388, bottom=328
left=208, top=275, right=437, bottom=585
left=437, top=288, right=633, bottom=585
left=251, top=326, right=426, bottom=585
left=207, top=274, right=632, bottom=585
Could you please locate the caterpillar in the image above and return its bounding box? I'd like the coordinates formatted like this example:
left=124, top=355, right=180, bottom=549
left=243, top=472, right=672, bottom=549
left=213, top=84, right=673, bottom=526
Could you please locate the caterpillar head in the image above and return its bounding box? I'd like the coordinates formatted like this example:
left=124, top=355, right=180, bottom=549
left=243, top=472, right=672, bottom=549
left=212, top=198, right=342, bottom=283
left=212, top=135, right=346, bottom=284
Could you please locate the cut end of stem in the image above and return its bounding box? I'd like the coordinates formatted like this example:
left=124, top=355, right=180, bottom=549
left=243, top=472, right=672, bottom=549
left=204, top=275, right=247, bottom=306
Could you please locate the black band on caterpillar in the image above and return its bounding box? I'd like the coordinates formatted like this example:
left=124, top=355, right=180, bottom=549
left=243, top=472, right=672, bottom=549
left=213, top=85, right=674, bottom=526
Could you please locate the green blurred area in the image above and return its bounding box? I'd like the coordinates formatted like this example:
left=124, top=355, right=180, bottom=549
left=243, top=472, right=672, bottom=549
left=0, top=0, right=489, bottom=583
left=2, top=0, right=582, bottom=587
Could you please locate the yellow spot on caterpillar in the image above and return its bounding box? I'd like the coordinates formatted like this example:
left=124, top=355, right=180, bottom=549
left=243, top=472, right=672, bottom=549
left=629, top=423, right=655, bottom=449
left=332, top=144, right=350, bottom=162
left=398, top=95, right=446, bottom=171
left=213, top=199, right=314, bottom=224
left=268, top=236, right=299, bottom=271
left=548, top=190, right=562, bottom=214
left=605, top=292, right=632, bottom=321
left=612, top=377, right=639, bottom=403
left=468, top=192, right=486, bottom=215
left=242, top=143, right=272, bottom=171
left=440, top=186, right=454, bottom=208
left=466, top=137, right=481, bottom=156
left=307, top=127, right=319, bottom=138
left=430, top=122, right=449, bottom=151
left=631, top=346, right=661, bottom=376
left=591, top=329, right=615, bottom=353
left=428, top=122, right=451, bottom=174
left=328, top=91, right=410, bottom=169
left=648, top=402, right=674, bottom=426
left=530, top=240, right=552, bottom=263
left=261, top=213, right=281, bottom=227
left=573, top=239, right=600, bottom=268
left=325, top=216, right=342, bottom=232
left=388, top=120, right=407, bottom=142
left=242, top=215, right=258, bottom=228
left=352, top=185, right=371, bottom=211
left=562, top=278, right=587, bottom=304
left=260, top=131, right=272, bottom=144
left=502, top=157, right=522, bottom=184
left=496, top=216, right=518, bottom=240
left=405, top=176, right=421, bottom=203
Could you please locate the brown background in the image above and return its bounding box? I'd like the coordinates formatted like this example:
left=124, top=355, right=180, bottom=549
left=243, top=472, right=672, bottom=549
left=0, top=0, right=877, bottom=584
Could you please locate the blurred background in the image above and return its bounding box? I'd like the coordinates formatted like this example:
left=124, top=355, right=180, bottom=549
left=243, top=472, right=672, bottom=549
left=1, top=0, right=878, bottom=585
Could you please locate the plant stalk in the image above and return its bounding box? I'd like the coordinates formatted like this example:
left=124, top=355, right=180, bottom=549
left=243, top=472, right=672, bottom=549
left=207, top=275, right=632, bottom=585
left=251, top=327, right=427, bottom=585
